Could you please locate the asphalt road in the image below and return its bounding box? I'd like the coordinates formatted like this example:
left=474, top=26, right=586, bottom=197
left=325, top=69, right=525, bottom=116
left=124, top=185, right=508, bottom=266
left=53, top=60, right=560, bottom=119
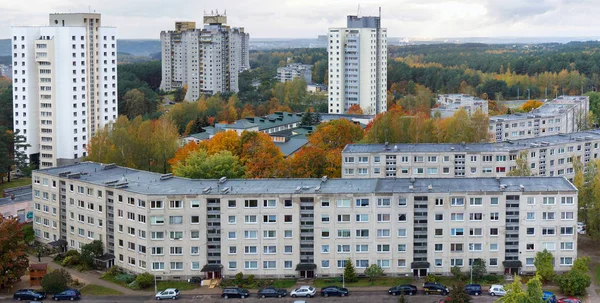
left=0, top=293, right=501, bottom=303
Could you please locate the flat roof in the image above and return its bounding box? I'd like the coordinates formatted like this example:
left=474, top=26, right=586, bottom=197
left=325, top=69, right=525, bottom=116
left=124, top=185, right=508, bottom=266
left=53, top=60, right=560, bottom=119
left=343, top=129, right=600, bottom=154
left=34, top=162, right=576, bottom=195
left=490, top=96, right=587, bottom=122
left=0, top=186, right=32, bottom=207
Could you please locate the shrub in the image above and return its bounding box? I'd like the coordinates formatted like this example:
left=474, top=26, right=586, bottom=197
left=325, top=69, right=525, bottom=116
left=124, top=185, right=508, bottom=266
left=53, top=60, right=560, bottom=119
left=247, top=274, right=255, bottom=286
left=61, top=255, right=81, bottom=267
left=70, top=278, right=84, bottom=288
left=104, top=265, right=121, bottom=277
left=483, top=274, right=501, bottom=284
left=64, top=250, right=81, bottom=258
left=451, top=266, right=467, bottom=281
left=41, top=268, right=72, bottom=294
left=53, top=254, right=65, bottom=262
left=115, top=273, right=136, bottom=284
left=425, top=274, right=440, bottom=283
left=554, top=257, right=591, bottom=296
left=136, top=272, right=154, bottom=289
left=235, top=272, right=244, bottom=285
left=343, top=259, right=358, bottom=283
left=128, top=280, right=141, bottom=290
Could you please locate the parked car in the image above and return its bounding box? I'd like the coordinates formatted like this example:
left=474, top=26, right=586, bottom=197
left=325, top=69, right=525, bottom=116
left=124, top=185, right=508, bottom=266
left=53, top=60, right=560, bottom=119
left=13, top=289, right=46, bottom=301
left=423, top=282, right=449, bottom=295
left=463, top=284, right=482, bottom=296
left=290, top=286, right=316, bottom=298
left=257, top=286, right=287, bottom=298
left=320, top=286, right=349, bottom=297
left=433, top=298, right=451, bottom=303
left=188, top=277, right=202, bottom=284
left=543, top=291, right=557, bottom=303
left=155, top=288, right=180, bottom=300
left=221, top=287, right=250, bottom=299
left=558, top=297, right=582, bottom=303
left=52, top=289, right=81, bottom=301
left=388, top=284, right=418, bottom=296
left=488, top=284, right=506, bottom=296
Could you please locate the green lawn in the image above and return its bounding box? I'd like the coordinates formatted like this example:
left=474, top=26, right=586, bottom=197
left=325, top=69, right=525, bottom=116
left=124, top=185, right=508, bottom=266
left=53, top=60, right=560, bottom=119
left=154, top=280, right=197, bottom=291
left=271, top=279, right=297, bottom=289
left=595, top=265, right=600, bottom=286
left=100, top=275, right=129, bottom=288
left=80, top=284, right=123, bottom=295
left=314, top=277, right=412, bottom=288
left=0, top=177, right=31, bottom=192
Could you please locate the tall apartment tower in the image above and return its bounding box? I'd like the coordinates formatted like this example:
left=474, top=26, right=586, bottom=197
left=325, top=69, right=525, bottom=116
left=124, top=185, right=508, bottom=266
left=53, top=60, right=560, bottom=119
left=11, top=13, right=118, bottom=169
left=160, top=14, right=250, bottom=101
left=327, top=11, right=387, bottom=115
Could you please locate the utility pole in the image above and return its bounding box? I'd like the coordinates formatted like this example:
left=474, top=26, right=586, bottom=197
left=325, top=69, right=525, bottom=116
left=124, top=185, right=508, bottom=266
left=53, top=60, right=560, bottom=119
left=527, top=88, right=530, bottom=100
left=342, top=271, right=345, bottom=288
left=517, top=87, right=520, bottom=100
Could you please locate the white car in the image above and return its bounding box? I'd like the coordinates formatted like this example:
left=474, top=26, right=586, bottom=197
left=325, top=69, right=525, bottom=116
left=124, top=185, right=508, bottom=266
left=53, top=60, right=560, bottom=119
left=155, top=288, right=180, bottom=300
left=488, top=284, right=506, bottom=296
left=290, top=286, right=316, bottom=298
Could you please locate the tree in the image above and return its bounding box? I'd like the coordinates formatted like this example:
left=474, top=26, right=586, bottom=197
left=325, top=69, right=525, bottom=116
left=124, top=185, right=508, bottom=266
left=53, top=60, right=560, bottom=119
left=343, top=259, right=358, bottom=283
left=308, top=119, right=364, bottom=150
left=205, top=131, right=242, bottom=157
left=497, top=275, right=527, bottom=303
left=534, top=249, right=555, bottom=283
left=521, top=100, right=544, bottom=112
left=151, top=117, right=180, bottom=173
left=554, top=257, right=591, bottom=296
left=0, top=128, right=30, bottom=183
left=240, top=131, right=284, bottom=178
left=471, top=259, right=486, bottom=283
left=80, top=240, right=104, bottom=269
left=286, top=146, right=327, bottom=178
left=22, top=224, right=35, bottom=244
left=123, top=89, right=148, bottom=118
left=0, top=215, right=29, bottom=288
left=525, top=275, right=544, bottom=303
left=451, top=266, right=467, bottom=281
left=347, top=104, right=364, bottom=115
left=507, top=151, right=531, bottom=176
left=172, top=150, right=245, bottom=179
left=41, top=268, right=72, bottom=294
left=448, top=280, right=471, bottom=303
left=364, top=264, right=384, bottom=284
left=397, top=292, right=408, bottom=303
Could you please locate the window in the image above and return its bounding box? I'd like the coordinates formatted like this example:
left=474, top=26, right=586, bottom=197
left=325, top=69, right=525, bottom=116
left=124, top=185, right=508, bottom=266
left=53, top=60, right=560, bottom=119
left=542, top=242, right=556, bottom=251
left=543, top=197, right=555, bottom=205
left=526, top=243, right=535, bottom=251
left=560, top=257, right=573, bottom=266
left=190, top=200, right=200, bottom=208
left=228, top=262, right=237, bottom=270
left=451, top=197, right=464, bottom=206
left=356, top=199, right=369, bottom=207
left=244, top=230, right=258, bottom=239
left=542, top=227, right=556, bottom=235
left=284, top=230, right=292, bottom=238
left=356, top=229, right=369, bottom=238
left=170, top=247, right=183, bottom=255
left=337, top=229, right=351, bottom=238
left=263, top=230, right=276, bottom=238
left=321, top=200, right=330, bottom=207
left=245, top=215, right=257, bottom=223
left=377, top=214, right=390, bottom=222
left=263, top=199, right=276, bottom=208
left=468, top=243, right=482, bottom=251
left=169, top=216, right=183, bottom=224
left=190, top=231, right=200, bottom=239
left=470, top=198, right=483, bottom=206
left=337, top=199, right=351, bottom=207
left=169, top=231, right=183, bottom=240
left=244, top=246, right=257, bottom=254
left=561, top=197, right=574, bottom=205
left=490, top=243, right=498, bottom=251
left=263, top=261, right=277, bottom=269
left=377, top=198, right=391, bottom=207
left=469, top=213, right=483, bottom=221
left=395, top=229, right=405, bottom=237
left=561, top=242, right=574, bottom=250
left=398, top=198, right=407, bottom=207
left=338, top=214, right=350, bottom=222
left=244, top=199, right=258, bottom=208
left=435, top=198, right=444, bottom=206
left=451, top=259, right=464, bottom=267
left=469, top=228, right=483, bottom=236
left=435, top=229, right=443, bottom=236
left=190, top=215, right=200, bottom=224
left=228, top=246, right=237, bottom=254
left=527, top=212, right=536, bottom=220
left=228, top=232, right=237, bottom=239
left=356, top=260, right=369, bottom=268
left=151, top=232, right=164, bottom=240
left=434, top=213, right=444, bottom=221
left=228, top=200, right=236, bottom=208
left=150, top=216, right=164, bottom=225
left=561, top=212, right=574, bottom=220
left=434, top=244, right=443, bottom=252
left=560, top=227, right=574, bottom=235
left=451, top=213, right=464, bottom=221
left=451, top=228, right=464, bottom=236
left=284, top=199, right=293, bottom=208
left=321, top=245, right=330, bottom=253
left=398, top=244, right=407, bottom=252
left=263, top=246, right=277, bottom=254
left=169, top=200, right=182, bottom=208
left=150, top=200, right=163, bottom=209
left=355, top=214, right=368, bottom=222
left=490, top=228, right=499, bottom=236
left=228, top=216, right=236, bottom=224
left=170, top=262, right=184, bottom=270
left=490, top=212, right=499, bottom=221
left=376, top=244, right=390, bottom=252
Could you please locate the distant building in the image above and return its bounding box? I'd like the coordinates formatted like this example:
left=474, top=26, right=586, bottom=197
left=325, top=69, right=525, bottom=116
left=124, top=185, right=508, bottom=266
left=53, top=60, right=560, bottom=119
left=277, top=63, right=312, bottom=84
left=432, top=94, right=488, bottom=118
left=0, top=64, right=12, bottom=79
left=12, top=13, right=118, bottom=168
left=328, top=13, right=387, bottom=115
left=307, top=84, right=327, bottom=93
left=489, top=96, right=589, bottom=142
left=0, top=186, right=32, bottom=222
left=160, top=14, right=250, bottom=101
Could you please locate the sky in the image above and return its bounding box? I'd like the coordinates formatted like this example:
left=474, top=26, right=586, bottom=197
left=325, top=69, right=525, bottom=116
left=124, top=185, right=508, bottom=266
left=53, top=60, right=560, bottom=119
left=2, top=0, right=600, bottom=39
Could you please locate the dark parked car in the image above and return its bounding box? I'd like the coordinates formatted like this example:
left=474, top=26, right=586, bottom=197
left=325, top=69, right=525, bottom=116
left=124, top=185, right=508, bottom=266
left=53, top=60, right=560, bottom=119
left=558, top=297, right=582, bottom=303
left=13, top=289, right=46, bottom=301
left=257, top=287, right=287, bottom=298
left=222, top=287, right=250, bottom=299
left=423, top=282, right=449, bottom=295
left=543, top=291, right=557, bottom=303
left=388, top=284, right=417, bottom=296
left=463, top=284, right=482, bottom=296
left=320, top=286, right=349, bottom=297
left=52, top=289, right=81, bottom=301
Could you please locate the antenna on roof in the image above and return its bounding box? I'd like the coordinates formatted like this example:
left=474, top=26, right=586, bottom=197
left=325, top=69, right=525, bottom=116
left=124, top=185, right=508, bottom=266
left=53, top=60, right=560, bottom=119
left=357, top=4, right=361, bottom=16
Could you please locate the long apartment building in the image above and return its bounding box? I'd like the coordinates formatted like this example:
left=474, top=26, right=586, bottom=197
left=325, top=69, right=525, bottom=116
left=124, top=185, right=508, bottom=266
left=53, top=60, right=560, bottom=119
left=489, top=96, right=589, bottom=142
left=432, top=94, right=488, bottom=118
left=32, top=162, right=577, bottom=279
left=342, top=130, right=600, bottom=180
left=160, top=14, right=250, bottom=101
left=328, top=14, right=387, bottom=115
left=277, top=63, right=312, bottom=83
left=11, top=13, right=118, bottom=168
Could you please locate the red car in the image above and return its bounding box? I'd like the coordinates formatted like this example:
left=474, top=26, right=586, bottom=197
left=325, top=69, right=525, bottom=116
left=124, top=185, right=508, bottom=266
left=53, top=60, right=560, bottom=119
left=435, top=298, right=451, bottom=303
left=558, top=298, right=581, bottom=303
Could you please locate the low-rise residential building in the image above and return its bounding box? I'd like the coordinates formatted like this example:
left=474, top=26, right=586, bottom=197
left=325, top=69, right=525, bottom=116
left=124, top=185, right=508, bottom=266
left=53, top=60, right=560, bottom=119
left=277, top=63, right=312, bottom=83
left=0, top=186, right=32, bottom=221
left=489, top=96, right=589, bottom=142
left=432, top=94, right=488, bottom=118
left=341, top=129, right=600, bottom=180
left=32, top=162, right=577, bottom=279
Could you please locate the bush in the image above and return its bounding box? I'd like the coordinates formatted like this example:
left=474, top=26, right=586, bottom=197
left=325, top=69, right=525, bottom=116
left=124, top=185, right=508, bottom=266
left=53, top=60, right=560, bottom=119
left=115, top=273, right=136, bottom=284
left=235, top=272, right=244, bottom=285
left=128, top=280, right=141, bottom=290
left=41, top=268, right=72, bottom=294
left=103, top=265, right=121, bottom=278
left=64, top=250, right=81, bottom=258
left=247, top=274, right=255, bottom=286
left=136, top=272, right=154, bottom=289
left=554, top=257, right=591, bottom=296
left=483, top=275, right=501, bottom=284
left=53, top=254, right=65, bottom=262
left=451, top=266, right=467, bottom=281
left=425, top=274, right=440, bottom=283
left=61, top=255, right=81, bottom=267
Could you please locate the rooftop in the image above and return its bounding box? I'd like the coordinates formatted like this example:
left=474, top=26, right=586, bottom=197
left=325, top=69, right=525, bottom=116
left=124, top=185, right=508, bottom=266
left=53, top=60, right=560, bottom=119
left=343, top=129, right=600, bottom=154
left=0, top=186, right=32, bottom=207
left=34, top=162, right=576, bottom=195
left=490, top=95, right=588, bottom=122
left=274, top=136, right=309, bottom=157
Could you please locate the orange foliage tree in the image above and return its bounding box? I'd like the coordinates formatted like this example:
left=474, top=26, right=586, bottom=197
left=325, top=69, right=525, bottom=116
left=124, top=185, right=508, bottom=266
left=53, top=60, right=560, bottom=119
left=240, top=131, right=284, bottom=178
left=204, top=131, right=242, bottom=156
left=168, top=141, right=202, bottom=169
left=347, top=104, right=364, bottom=115
left=521, top=100, right=544, bottom=112
left=308, top=119, right=364, bottom=150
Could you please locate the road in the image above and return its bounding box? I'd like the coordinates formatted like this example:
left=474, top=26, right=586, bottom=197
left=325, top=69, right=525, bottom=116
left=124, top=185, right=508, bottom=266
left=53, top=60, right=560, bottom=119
left=0, top=293, right=501, bottom=303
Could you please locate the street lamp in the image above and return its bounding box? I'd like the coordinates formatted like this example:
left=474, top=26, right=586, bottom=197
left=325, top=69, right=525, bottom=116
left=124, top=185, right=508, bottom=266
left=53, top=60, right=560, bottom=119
left=342, top=271, right=345, bottom=288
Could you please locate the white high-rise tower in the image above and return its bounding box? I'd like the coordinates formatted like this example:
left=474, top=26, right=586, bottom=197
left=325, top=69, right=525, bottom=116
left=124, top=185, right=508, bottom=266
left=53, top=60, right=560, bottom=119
left=160, top=13, right=250, bottom=101
left=327, top=11, right=387, bottom=115
left=11, top=13, right=118, bottom=168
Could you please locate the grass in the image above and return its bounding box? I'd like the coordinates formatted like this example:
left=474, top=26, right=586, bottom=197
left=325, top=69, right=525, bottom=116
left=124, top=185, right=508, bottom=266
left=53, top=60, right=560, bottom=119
left=314, top=277, right=412, bottom=288
left=80, top=284, right=123, bottom=296
left=0, top=177, right=31, bottom=192
left=271, top=279, right=297, bottom=289
left=595, top=265, right=600, bottom=286
left=100, top=275, right=129, bottom=288
left=154, top=281, right=197, bottom=291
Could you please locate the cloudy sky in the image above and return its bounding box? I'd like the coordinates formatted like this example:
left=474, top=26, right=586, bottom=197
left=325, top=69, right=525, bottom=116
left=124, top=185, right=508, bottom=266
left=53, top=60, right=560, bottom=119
left=2, top=0, right=600, bottom=39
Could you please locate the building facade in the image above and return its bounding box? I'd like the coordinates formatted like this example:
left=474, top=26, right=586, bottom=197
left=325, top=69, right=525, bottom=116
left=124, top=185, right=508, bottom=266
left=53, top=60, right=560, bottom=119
left=341, top=130, right=600, bottom=180
left=160, top=15, right=250, bottom=101
left=11, top=13, right=117, bottom=168
left=33, top=162, right=577, bottom=279
left=328, top=14, right=387, bottom=115
left=277, top=63, right=312, bottom=83
left=489, top=96, right=589, bottom=142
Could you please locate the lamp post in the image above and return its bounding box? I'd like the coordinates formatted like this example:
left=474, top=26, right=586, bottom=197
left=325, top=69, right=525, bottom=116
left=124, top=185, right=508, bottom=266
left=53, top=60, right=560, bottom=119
left=342, top=271, right=345, bottom=288
left=527, top=88, right=531, bottom=100
left=470, top=265, right=473, bottom=285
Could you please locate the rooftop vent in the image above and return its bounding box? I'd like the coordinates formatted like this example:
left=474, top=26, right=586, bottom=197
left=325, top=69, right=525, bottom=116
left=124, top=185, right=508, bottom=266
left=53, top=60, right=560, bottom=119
left=409, top=185, right=414, bottom=190
left=160, top=173, right=173, bottom=181
left=58, top=171, right=72, bottom=177
left=104, top=179, right=119, bottom=185
left=102, top=163, right=117, bottom=170
left=428, top=184, right=433, bottom=191
left=67, top=173, right=80, bottom=179
left=315, top=186, right=321, bottom=192
left=321, top=176, right=328, bottom=183
left=519, top=184, right=525, bottom=191
left=219, top=177, right=227, bottom=184
left=295, top=186, right=302, bottom=192
left=221, top=187, right=230, bottom=194
left=115, top=182, right=128, bottom=189
left=202, top=186, right=212, bottom=193
left=410, top=177, right=415, bottom=183
left=500, top=184, right=507, bottom=190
